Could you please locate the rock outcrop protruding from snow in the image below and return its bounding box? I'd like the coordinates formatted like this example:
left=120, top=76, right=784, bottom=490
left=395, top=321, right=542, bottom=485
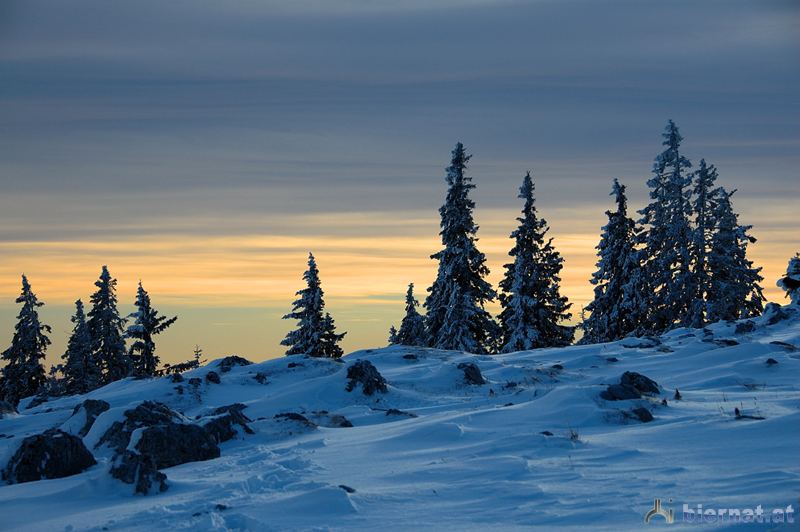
left=97, top=401, right=182, bottom=453
left=217, top=355, right=253, bottom=373
left=203, top=404, right=255, bottom=443
left=100, top=401, right=223, bottom=494
left=69, top=399, right=110, bottom=437
left=110, top=451, right=167, bottom=495
left=600, top=371, right=660, bottom=401
left=134, top=424, right=220, bottom=469
left=457, top=362, right=486, bottom=385
left=2, top=429, right=96, bottom=484
left=205, top=371, right=221, bottom=384
left=345, top=360, right=387, bottom=395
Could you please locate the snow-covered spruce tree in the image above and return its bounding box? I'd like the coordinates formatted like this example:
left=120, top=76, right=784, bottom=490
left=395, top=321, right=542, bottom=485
left=582, top=179, right=640, bottom=343
left=706, top=188, right=765, bottom=321
left=637, top=120, right=696, bottom=332
left=282, top=253, right=346, bottom=357
left=777, top=253, right=800, bottom=305
left=424, top=143, right=498, bottom=353
left=319, top=313, right=346, bottom=359
left=688, top=159, right=719, bottom=327
left=498, top=172, right=573, bottom=352
left=387, top=325, right=398, bottom=345
left=393, top=283, right=426, bottom=346
left=126, top=282, right=178, bottom=377
left=0, top=275, right=51, bottom=405
left=61, top=299, right=100, bottom=394
left=87, top=266, right=130, bottom=384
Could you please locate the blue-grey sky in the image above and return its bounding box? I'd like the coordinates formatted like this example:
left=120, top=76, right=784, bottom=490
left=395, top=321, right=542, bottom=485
left=1, top=0, right=798, bottom=364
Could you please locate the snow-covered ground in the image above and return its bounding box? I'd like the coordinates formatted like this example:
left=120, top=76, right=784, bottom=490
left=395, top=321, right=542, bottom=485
left=1, top=307, right=799, bottom=531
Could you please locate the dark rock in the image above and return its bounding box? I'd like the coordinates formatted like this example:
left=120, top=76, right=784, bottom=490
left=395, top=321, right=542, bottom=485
left=203, top=404, right=255, bottom=443
left=402, top=354, right=418, bottom=360
left=734, top=407, right=765, bottom=420
left=97, top=401, right=183, bottom=453
left=287, top=361, right=304, bottom=368
left=713, top=338, right=739, bottom=347
left=215, top=504, right=229, bottom=511
left=661, top=399, right=668, bottom=406
left=346, top=360, right=388, bottom=395
left=766, top=358, right=779, bottom=366
left=605, top=357, right=619, bottom=363
left=170, top=373, right=184, bottom=383
left=600, top=383, right=641, bottom=401
left=205, top=371, right=221, bottom=384
left=769, top=341, right=797, bottom=352
left=385, top=408, right=417, bottom=418
left=339, top=484, right=356, bottom=493
left=656, top=346, right=675, bottom=353
left=110, top=451, right=167, bottom=495
left=540, top=430, right=554, bottom=436
left=622, top=337, right=661, bottom=349
left=175, top=385, right=184, bottom=395
left=629, top=407, right=654, bottom=423
left=135, top=424, right=219, bottom=469
left=550, top=363, right=564, bottom=371
left=0, top=400, right=17, bottom=419
left=601, top=372, right=660, bottom=401
left=312, top=413, right=353, bottom=428
left=764, top=303, right=794, bottom=325
left=503, top=402, right=514, bottom=407
left=674, top=389, right=682, bottom=401
left=70, top=399, right=110, bottom=437
left=274, top=412, right=317, bottom=428
left=504, top=381, right=518, bottom=388
left=253, top=372, right=268, bottom=384
left=620, top=371, right=660, bottom=395
left=457, top=362, right=486, bottom=385
left=188, top=377, right=202, bottom=387
left=2, top=429, right=96, bottom=484
left=735, top=320, right=756, bottom=334
left=217, top=355, right=253, bottom=373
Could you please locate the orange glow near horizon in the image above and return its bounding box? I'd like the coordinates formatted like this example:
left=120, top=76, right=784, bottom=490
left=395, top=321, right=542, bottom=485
left=0, top=205, right=794, bottom=366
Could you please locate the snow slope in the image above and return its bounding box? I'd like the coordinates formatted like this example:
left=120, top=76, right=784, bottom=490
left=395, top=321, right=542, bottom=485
left=1, top=307, right=799, bottom=531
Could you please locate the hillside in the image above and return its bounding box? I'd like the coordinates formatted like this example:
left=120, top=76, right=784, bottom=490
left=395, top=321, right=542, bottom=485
left=0, top=304, right=798, bottom=531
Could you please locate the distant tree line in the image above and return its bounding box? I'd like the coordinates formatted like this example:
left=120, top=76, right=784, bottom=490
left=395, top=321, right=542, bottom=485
left=387, top=121, right=772, bottom=351
left=0, top=267, right=179, bottom=404
left=1, top=120, right=796, bottom=404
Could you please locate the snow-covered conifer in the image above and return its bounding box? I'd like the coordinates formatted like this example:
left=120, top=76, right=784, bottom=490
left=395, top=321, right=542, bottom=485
left=777, top=254, right=800, bottom=305
left=282, top=253, right=346, bottom=357
left=61, top=299, right=100, bottom=394
left=424, top=143, right=498, bottom=353
left=126, top=282, right=178, bottom=377
left=706, top=189, right=765, bottom=321
left=637, top=120, right=695, bottom=332
left=688, top=159, right=719, bottom=327
left=387, top=325, right=398, bottom=345
left=0, top=275, right=50, bottom=405
left=394, top=283, right=426, bottom=346
left=498, top=172, right=573, bottom=352
left=319, top=313, right=346, bottom=359
left=87, top=266, right=130, bottom=383
left=582, top=179, right=640, bottom=343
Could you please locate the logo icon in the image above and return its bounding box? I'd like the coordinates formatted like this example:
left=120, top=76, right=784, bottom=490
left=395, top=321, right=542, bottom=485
left=645, top=498, right=675, bottom=524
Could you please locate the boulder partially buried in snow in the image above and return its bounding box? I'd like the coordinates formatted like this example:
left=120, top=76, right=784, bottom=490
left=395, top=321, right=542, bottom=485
left=67, top=399, right=110, bottom=437
left=2, top=429, right=96, bottom=484
left=600, top=371, right=660, bottom=401
left=457, top=362, right=486, bottom=385
left=202, top=403, right=255, bottom=443
left=134, top=424, right=220, bottom=469
left=97, top=401, right=183, bottom=453
left=345, top=360, right=388, bottom=396
left=110, top=451, right=167, bottom=495
left=216, top=355, right=253, bottom=373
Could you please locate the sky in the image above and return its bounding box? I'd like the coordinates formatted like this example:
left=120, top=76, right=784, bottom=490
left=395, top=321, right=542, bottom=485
left=0, top=0, right=798, bottom=366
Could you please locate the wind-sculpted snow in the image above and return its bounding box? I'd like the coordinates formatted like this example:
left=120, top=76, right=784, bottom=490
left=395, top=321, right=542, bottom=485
left=0, top=307, right=798, bottom=530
